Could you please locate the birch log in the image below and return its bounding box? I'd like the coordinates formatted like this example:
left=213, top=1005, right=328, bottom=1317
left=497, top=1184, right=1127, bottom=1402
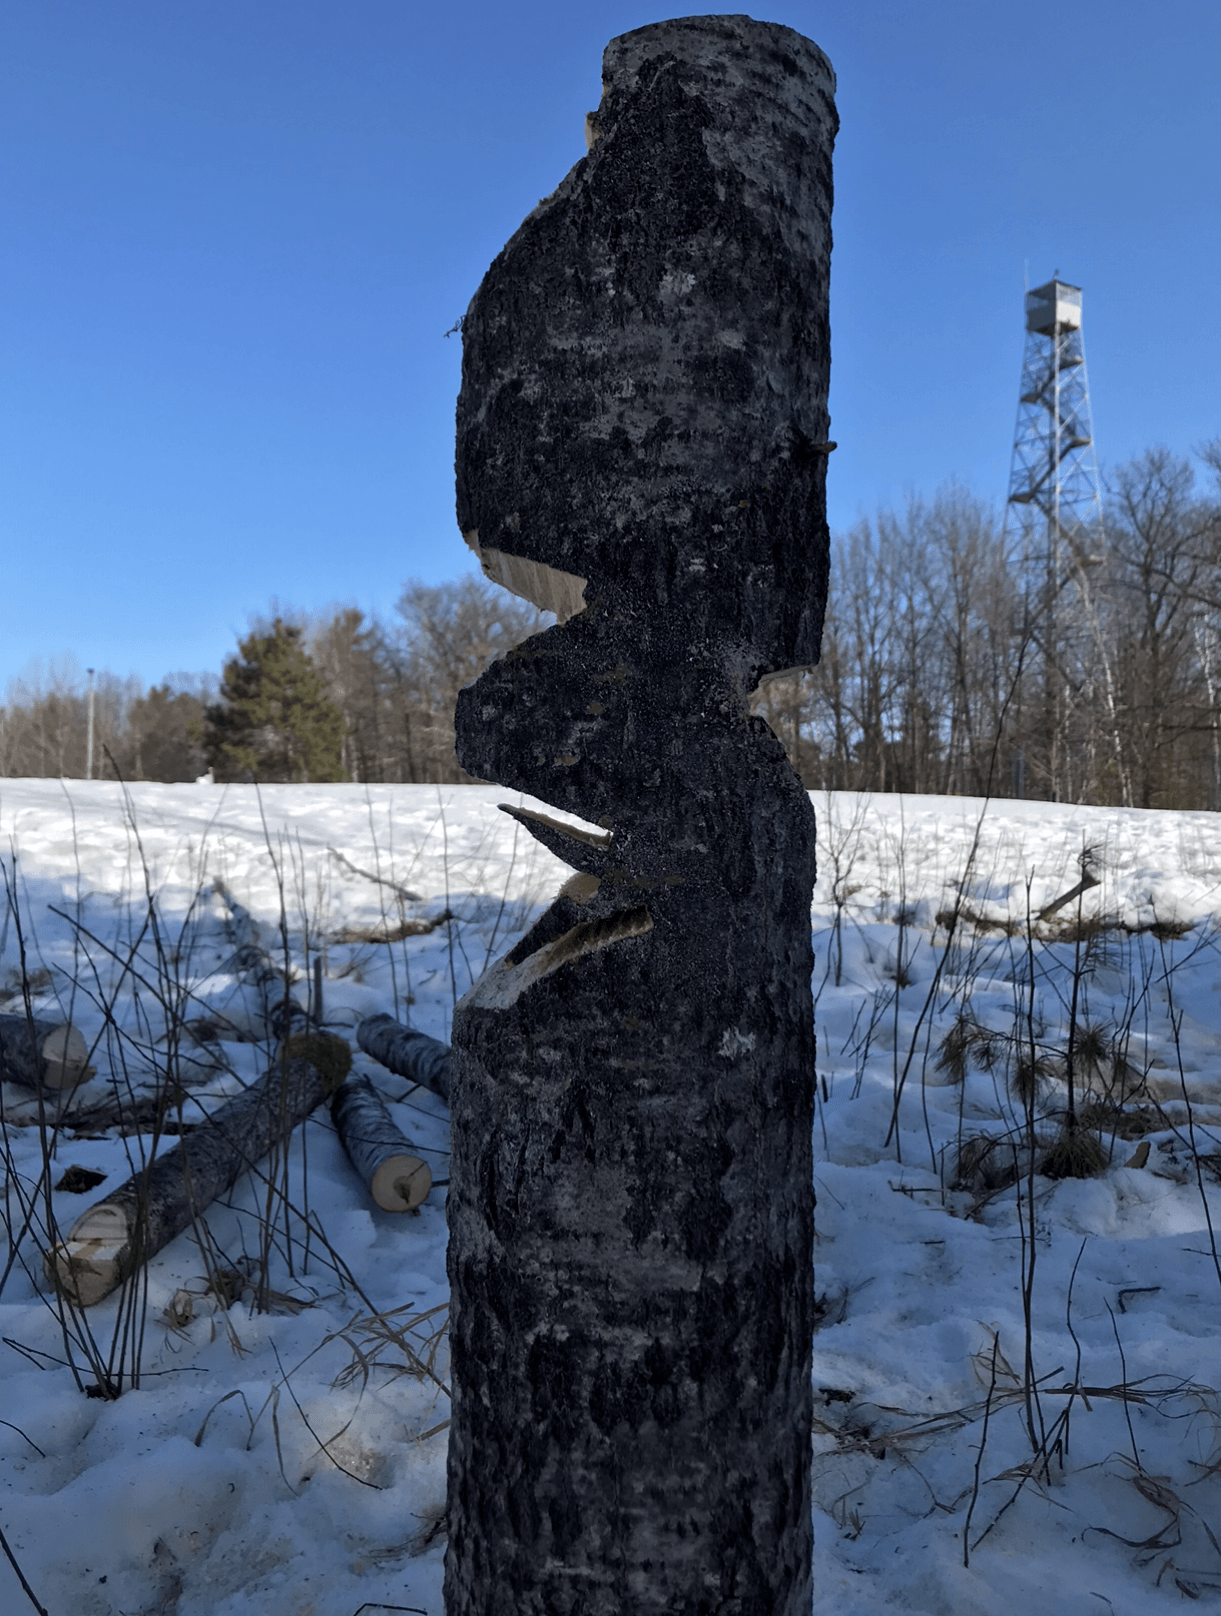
left=214, top=878, right=310, bottom=1040
left=332, top=1074, right=432, bottom=1210
left=356, top=1014, right=450, bottom=1104
left=44, top=1043, right=349, bottom=1307
left=0, top=1014, right=91, bottom=1091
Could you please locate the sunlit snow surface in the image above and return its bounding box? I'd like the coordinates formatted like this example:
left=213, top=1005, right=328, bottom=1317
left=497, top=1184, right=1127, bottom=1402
left=0, top=781, right=1219, bottom=1615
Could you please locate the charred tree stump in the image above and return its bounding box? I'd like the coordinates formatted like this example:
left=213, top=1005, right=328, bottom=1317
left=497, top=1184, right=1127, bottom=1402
left=44, top=1040, right=350, bottom=1306
left=0, top=1014, right=91, bottom=1091
left=445, top=17, right=835, bottom=1616
left=357, top=1013, right=451, bottom=1103
left=332, top=1073, right=432, bottom=1210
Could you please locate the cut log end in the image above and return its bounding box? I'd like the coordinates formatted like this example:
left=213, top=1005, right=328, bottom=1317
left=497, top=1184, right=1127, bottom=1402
left=371, top=1153, right=433, bottom=1212
left=0, top=1016, right=92, bottom=1091
left=40, top=1024, right=92, bottom=1089
left=44, top=1202, right=131, bottom=1308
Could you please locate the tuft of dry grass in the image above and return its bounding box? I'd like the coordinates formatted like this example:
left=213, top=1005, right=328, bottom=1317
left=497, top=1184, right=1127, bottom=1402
left=1010, top=1048, right=1056, bottom=1105
left=936, top=1015, right=1000, bottom=1084
left=1077, top=1099, right=1162, bottom=1140
left=1039, top=1125, right=1108, bottom=1180
left=280, top=1031, right=352, bottom=1090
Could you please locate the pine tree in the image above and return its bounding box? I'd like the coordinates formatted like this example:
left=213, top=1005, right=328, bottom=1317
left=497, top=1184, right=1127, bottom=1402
left=122, top=684, right=210, bottom=781
left=203, top=619, right=346, bottom=783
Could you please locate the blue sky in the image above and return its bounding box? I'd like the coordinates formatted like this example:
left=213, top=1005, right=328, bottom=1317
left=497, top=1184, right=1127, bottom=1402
left=3, top=0, right=1218, bottom=694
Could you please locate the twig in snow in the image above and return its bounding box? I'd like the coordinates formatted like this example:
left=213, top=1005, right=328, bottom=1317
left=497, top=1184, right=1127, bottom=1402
left=962, top=1330, right=999, bottom=1568
left=327, top=847, right=422, bottom=903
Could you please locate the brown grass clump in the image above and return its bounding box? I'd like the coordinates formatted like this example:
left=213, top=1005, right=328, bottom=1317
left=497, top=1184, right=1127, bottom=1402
left=281, top=1032, right=352, bottom=1091
left=1078, top=1099, right=1162, bottom=1140
left=1010, top=1050, right=1056, bottom=1105
left=953, top=1133, right=1022, bottom=1195
left=1039, top=1126, right=1107, bottom=1180
left=936, top=1016, right=1001, bottom=1084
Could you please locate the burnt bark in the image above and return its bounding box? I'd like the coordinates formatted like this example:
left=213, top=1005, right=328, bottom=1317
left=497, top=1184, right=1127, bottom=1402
left=445, top=17, right=835, bottom=1616
left=332, top=1072, right=432, bottom=1210
left=357, top=1013, right=451, bottom=1103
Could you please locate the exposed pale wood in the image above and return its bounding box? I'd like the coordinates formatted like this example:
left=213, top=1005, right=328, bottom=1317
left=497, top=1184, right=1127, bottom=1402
left=463, top=533, right=588, bottom=623
left=44, top=1051, right=345, bottom=1306
left=0, top=1015, right=91, bottom=1091
left=356, top=1013, right=450, bottom=1104
left=332, top=1074, right=431, bottom=1210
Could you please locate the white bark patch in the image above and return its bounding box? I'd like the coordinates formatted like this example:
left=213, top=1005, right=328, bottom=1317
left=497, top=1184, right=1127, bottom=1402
left=717, top=1027, right=756, bottom=1058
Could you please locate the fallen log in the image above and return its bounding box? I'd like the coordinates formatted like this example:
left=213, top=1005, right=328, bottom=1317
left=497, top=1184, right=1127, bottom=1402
left=44, top=1034, right=351, bottom=1307
left=356, top=1013, right=450, bottom=1104
left=1038, top=868, right=1101, bottom=922
left=58, top=1092, right=202, bottom=1139
left=1038, top=846, right=1101, bottom=922
left=326, top=844, right=422, bottom=903
left=213, top=878, right=309, bottom=1040
left=0, top=1014, right=92, bottom=1091
left=332, top=1074, right=432, bottom=1211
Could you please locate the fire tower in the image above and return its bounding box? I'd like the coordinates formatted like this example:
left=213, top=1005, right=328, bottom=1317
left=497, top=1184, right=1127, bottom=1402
left=1004, top=277, right=1106, bottom=798
left=1005, top=277, right=1104, bottom=570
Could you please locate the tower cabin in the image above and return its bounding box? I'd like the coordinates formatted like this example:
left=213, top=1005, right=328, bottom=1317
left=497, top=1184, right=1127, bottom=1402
left=1025, top=279, right=1083, bottom=337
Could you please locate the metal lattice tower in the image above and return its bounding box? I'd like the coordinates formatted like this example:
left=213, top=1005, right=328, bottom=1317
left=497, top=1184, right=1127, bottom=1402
left=1004, top=277, right=1107, bottom=799
left=1005, top=277, right=1104, bottom=571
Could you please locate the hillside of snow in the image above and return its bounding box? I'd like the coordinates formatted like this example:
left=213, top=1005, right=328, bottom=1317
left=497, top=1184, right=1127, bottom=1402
left=0, top=780, right=1219, bottom=1614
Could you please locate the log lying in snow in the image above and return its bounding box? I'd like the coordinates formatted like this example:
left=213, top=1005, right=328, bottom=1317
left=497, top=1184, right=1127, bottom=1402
left=44, top=1036, right=351, bottom=1307
left=356, top=1014, right=450, bottom=1104
left=332, top=1074, right=432, bottom=1210
left=1037, top=867, right=1101, bottom=922
left=0, top=1014, right=92, bottom=1091
left=213, top=878, right=310, bottom=1040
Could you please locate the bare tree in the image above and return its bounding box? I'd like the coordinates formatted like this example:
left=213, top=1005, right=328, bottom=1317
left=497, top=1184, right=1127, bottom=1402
left=383, top=576, right=550, bottom=783
left=1101, top=448, right=1221, bottom=806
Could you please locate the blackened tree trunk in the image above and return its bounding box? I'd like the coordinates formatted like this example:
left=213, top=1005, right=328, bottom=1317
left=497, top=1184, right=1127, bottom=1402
left=444, top=17, right=836, bottom=1615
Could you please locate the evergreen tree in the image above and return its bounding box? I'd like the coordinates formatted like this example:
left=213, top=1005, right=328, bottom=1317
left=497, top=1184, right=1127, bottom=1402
left=122, top=684, right=210, bottom=781
left=203, top=619, right=346, bottom=782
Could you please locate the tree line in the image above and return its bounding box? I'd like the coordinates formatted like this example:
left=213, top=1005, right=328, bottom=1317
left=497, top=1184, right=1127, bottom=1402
left=755, top=442, right=1221, bottom=810
left=4, top=443, right=1220, bottom=805
left=0, top=578, right=545, bottom=786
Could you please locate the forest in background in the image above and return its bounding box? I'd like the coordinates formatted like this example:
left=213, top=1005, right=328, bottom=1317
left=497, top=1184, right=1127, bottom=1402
left=3, top=444, right=1220, bottom=808
left=0, top=578, right=545, bottom=789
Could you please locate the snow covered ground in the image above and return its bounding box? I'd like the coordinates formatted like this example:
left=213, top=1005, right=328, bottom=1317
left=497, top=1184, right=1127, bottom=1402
left=0, top=780, right=1219, bottom=1615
